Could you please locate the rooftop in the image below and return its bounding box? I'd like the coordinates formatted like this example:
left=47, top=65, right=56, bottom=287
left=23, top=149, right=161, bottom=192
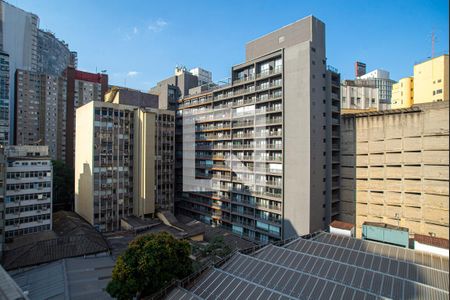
left=2, top=211, right=110, bottom=270
left=11, top=255, right=114, bottom=300
left=163, top=232, right=449, bottom=300
left=415, top=234, right=450, bottom=250
left=329, top=220, right=354, bottom=230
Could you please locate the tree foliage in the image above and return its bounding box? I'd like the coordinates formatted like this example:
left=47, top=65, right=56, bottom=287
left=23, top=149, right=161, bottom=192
left=106, top=232, right=193, bottom=300
left=201, top=236, right=232, bottom=258
left=51, top=160, right=74, bottom=211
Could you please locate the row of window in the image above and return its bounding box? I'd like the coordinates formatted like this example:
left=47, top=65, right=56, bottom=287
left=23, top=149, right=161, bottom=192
left=5, top=192, right=51, bottom=203
left=5, top=203, right=50, bottom=214
left=6, top=181, right=51, bottom=191
left=5, top=224, right=51, bottom=238
left=5, top=213, right=51, bottom=226
left=7, top=171, right=51, bottom=179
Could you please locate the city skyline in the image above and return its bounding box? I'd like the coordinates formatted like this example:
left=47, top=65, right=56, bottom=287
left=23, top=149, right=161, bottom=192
left=12, top=0, right=449, bottom=91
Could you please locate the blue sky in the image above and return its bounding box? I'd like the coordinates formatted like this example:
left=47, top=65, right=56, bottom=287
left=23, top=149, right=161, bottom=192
left=13, top=0, right=449, bottom=91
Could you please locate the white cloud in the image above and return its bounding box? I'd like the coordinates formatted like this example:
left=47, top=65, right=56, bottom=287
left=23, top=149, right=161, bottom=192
left=148, top=18, right=168, bottom=32
left=127, top=71, right=139, bottom=77
left=133, top=27, right=139, bottom=34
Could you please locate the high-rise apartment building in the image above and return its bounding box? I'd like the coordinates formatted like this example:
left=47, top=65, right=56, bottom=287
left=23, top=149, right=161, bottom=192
left=175, top=16, right=340, bottom=243
left=14, top=67, right=108, bottom=165
left=3, top=145, right=52, bottom=241
left=75, top=101, right=175, bottom=232
left=340, top=101, right=449, bottom=239
left=0, top=0, right=39, bottom=144
left=391, top=77, right=414, bottom=109
left=0, top=51, right=9, bottom=145
left=0, top=146, right=5, bottom=256
left=66, top=67, right=108, bottom=168
left=358, top=69, right=396, bottom=108
left=413, top=54, right=449, bottom=104
left=340, top=79, right=380, bottom=110
left=14, top=70, right=67, bottom=160
left=37, top=29, right=75, bottom=75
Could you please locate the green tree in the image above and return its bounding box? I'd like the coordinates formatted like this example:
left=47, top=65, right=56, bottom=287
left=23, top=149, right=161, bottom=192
left=202, top=236, right=232, bottom=258
left=106, top=232, right=193, bottom=300
left=51, top=160, right=74, bottom=211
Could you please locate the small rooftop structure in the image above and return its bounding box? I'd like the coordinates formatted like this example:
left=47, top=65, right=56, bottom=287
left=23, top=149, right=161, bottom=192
left=162, top=231, right=449, bottom=300
left=414, top=234, right=449, bottom=257
left=329, top=220, right=354, bottom=237
left=120, top=216, right=160, bottom=233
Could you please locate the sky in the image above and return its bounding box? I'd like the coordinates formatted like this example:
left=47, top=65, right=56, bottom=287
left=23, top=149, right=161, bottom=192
left=12, top=0, right=450, bottom=91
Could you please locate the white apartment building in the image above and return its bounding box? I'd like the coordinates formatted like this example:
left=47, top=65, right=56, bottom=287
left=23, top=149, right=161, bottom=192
left=3, top=145, right=52, bottom=241
left=341, top=80, right=380, bottom=110
left=358, top=69, right=396, bottom=107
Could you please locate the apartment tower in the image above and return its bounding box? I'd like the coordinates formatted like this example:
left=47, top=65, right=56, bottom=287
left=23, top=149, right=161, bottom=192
left=75, top=101, right=174, bottom=231
left=3, top=145, right=52, bottom=241
left=176, top=16, right=340, bottom=243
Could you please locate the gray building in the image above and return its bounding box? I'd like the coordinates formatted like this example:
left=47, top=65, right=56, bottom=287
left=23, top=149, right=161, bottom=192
left=37, top=29, right=74, bottom=76
left=149, top=66, right=199, bottom=110
left=0, top=50, right=9, bottom=145
left=176, top=16, right=340, bottom=243
left=3, top=145, right=52, bottom=242
left=0, top=0, right=39, bottom=144
left=14, top=69, right=67, bottom=161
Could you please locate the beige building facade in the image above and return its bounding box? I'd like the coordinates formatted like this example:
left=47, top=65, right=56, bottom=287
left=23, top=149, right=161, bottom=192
left=340, top=101, right=449, bottom=239
left=391, top=77, right=414, bottom=109
left=414, top=54, right=449, bottom=104
left=75, top=101, right=174, bottom=231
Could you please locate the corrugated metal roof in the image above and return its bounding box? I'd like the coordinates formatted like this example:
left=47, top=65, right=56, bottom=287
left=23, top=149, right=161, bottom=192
left=167, top=232, right=449, bottom=300
left=11, top=256, right=114, bottom=300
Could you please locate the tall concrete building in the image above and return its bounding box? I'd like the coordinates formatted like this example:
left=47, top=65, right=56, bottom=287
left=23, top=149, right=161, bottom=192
left=37, top=29, right=75, bottom=75
left=340, top=79, right=380, bottom=110
left=14, top=67, right=108, bottom=166
left=358, top=69, right=396, bottom=107
left=14, top=70, right=67, bottom=161
left=176, top=16, right=340, bottom=243
left=0, top=146, right=5, bottom=256
left=66, top=67, right=108, bottom=168
left=0, top=0, right=39, bottom=144
left=340, top=101, right=449, bottom=239
left=391, top=77, right=414, bottom=109
left=3, top=145, right=52, bottom=241
left=75, top=101, right=174, bottom=232
left=0, top=50, right=9, bottom=145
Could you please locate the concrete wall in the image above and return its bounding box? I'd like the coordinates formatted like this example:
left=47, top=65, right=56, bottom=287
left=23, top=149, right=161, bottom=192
left=340, top=101, right=449, bottom=238
left=133, top=109, right=156, bottom=217
left=74, top=102, right=94, bottom=224
left=246, top=16, right=314, bottom=62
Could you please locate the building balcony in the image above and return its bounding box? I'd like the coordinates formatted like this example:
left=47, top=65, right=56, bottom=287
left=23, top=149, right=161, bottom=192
left=255, top=66, right=283, bottom=79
